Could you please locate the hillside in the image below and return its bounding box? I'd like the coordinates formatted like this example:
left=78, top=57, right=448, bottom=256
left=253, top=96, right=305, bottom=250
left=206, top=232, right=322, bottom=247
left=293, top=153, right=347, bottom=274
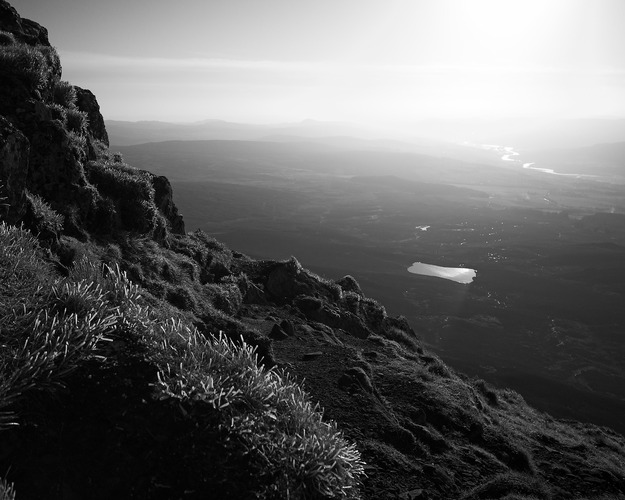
left=1, top=2, right=625, bottom=499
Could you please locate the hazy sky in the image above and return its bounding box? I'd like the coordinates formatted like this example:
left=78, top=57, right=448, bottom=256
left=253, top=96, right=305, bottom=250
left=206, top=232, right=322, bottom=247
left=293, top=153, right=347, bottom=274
left=11, top=0, right=625, bottom=123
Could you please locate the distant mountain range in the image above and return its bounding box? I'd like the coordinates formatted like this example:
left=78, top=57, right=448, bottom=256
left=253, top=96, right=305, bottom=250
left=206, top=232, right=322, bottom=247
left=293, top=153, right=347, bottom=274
left=105, top=118, right=392, bottom=146
left=107, top=116, right=625, bottom=151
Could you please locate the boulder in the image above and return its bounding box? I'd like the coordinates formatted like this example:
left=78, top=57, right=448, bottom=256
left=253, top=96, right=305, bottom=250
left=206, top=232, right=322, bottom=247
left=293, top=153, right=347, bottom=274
left=336, top=275, right=364, bottom=297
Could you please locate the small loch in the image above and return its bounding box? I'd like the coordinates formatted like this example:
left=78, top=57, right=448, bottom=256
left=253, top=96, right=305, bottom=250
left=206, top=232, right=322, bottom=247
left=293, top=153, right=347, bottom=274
left=408, top=262, right=477, bottom=284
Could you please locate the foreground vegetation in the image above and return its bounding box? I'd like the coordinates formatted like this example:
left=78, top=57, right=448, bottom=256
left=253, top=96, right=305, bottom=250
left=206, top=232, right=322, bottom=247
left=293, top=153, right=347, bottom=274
left=0, top=221, right=365, bottom=499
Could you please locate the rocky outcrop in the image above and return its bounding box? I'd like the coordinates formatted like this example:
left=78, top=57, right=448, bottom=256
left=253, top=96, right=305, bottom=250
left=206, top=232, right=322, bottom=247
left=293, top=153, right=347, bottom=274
left=265, top=257, right=341, bottom=302
left=0, top=0, right=186, bottom=242
left=152, top=174, right=185, bottom=235
left=75, top=86, right=109, bottom=146
left=0, top=1, right=49, bottom=45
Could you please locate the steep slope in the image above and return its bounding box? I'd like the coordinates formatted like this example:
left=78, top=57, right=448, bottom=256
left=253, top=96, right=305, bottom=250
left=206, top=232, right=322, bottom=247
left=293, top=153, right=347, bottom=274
left=1, top=2, right=625, bottom=499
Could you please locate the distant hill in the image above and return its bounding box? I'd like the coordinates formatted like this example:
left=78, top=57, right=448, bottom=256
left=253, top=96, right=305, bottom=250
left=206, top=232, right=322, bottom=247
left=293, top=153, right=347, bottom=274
left=106, top=118, right=390, bottom=146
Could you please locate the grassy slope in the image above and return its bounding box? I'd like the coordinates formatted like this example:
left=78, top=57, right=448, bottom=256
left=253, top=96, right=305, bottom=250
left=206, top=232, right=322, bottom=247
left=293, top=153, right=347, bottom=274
left=0, top=222, right=364, bottom=499
left=2, top=217, right=625, bottom=499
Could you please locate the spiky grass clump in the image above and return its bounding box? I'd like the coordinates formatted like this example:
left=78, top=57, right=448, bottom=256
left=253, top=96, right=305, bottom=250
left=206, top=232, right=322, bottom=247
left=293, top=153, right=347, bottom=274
left=0, top=222, right=52, bottom=309
left=152, top=323, right=365, bottom=499
left=0, top=478, right=16, bottom=500
left=66, top=108, right=88, bottom=134
left=87, top=160, right=154, bottom=201
left=384, top=326, right=421, bottom=352
left=0, top=42, right=60, bottom=94
left=0, top=225, right=364, bottom=498
left=0, top=43, right=46, bottom=90
left=0, top=224, right=118, bottom=429
left=0, top=31, right=15, bottom=46
left=24, top=190, right=64, bottom=236
left=62, top=256, right=366, bottom=498
left=52, top=79, right=77, bottom=108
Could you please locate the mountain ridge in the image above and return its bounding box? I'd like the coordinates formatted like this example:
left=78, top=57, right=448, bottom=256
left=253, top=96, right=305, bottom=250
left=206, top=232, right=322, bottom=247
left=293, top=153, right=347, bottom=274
left=2, top=2, right=625, bottom=499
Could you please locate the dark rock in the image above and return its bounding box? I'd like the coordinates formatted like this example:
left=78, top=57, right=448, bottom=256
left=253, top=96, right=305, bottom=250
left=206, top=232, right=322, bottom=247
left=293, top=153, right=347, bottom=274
left=314, top=323, right=343, bottom=345
left=151, top=175, right=185, bottom=235
left=295, top=295, right=371, bottom=339
left=265, top=258, right=339, bottom=303
left=336, top=274, right=364, bottom=297
left=338, top=366, right=374, bottom=393
left=384, top=315, right=417, bottom=338
left=294, top=295, right=323, bottom=313
left=0, top=0, right=50, bottom=45
left=75, top=86, right=109, bottom=146
left=269, top=323, right=288, bottom=340
left=399, top=489, right=424, bottom=500
left=279, top=319, right=295, bottom=336
left=266, top=259, right=313, bottom=300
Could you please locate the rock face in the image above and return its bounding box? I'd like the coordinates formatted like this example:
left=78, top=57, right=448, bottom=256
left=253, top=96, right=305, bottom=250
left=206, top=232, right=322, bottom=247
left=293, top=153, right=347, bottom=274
left=0, top=1, right=49, bottom=45
left=0, top=0, right=185, bottom=241
left=152, top=174, right=185, bottom=235
left=75, top=86, right=109, bottom=146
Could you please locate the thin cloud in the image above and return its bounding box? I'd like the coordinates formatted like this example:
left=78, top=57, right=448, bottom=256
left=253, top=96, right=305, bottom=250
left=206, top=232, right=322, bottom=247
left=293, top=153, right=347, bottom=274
left=62, top=51, right=625, bottom=78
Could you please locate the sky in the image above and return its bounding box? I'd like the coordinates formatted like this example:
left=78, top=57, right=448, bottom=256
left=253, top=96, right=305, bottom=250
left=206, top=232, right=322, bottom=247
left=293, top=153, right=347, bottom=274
left=10, top=0, right=625, bottom=124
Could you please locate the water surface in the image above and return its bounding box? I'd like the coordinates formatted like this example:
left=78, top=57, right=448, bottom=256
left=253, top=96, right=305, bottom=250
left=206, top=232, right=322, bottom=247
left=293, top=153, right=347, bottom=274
left=408, top=262, right=476, bottom=284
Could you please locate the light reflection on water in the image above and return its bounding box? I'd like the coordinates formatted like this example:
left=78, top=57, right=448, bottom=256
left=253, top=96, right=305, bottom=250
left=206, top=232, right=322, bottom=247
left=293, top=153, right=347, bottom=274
left=408, top=262, right=477, bottom=284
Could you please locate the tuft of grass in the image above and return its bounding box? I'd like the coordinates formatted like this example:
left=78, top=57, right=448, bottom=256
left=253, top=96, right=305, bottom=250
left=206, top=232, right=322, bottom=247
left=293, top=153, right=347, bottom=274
left=87, top=160, right=154, bottom=201
left=384, top=326, right=421, bottom=352
left=152, top=323, right=366, bottom=499
left=0, top=225, right=116, bottom=429
left=0, top=222, right=52, bottom=306
left=47, top=101, right=67, bottom=121
left=0, top=478, right=16, bottom=500
left=67, top=129, right=87, bottom=155
left=52, top=79, right=77, bottom=108
left=85, top=160, right=171, bottom=236
left=359, top=297, right=386, bottom=330
left=474, top=378, right=500, bottom=406
left=0, top=42, right=47, bottom=90
left=36, top=45, right=61, bottom=88
left=65, top=108, right=88, bottom=134
left=24, top=190, right=64, bottom=237
left=0, top=31, right=16, bottom=46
